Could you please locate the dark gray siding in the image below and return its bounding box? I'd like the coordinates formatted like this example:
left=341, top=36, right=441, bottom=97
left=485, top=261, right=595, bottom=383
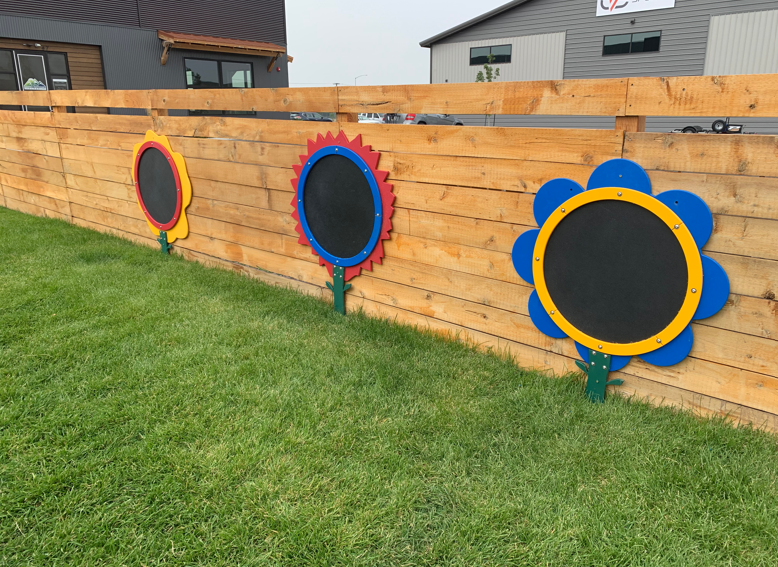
left=0, top=0, right=139, bottom=27
left=138, top=0, right=286, bottom=45
left=0, top=0, right=286, bottom=45
left=0, top=14, right=290, bottom=116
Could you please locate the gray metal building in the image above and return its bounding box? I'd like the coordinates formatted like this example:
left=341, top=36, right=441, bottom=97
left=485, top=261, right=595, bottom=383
left=421, top=0, right=778, bottom=133
left=0, top=0, right=290, bottom=116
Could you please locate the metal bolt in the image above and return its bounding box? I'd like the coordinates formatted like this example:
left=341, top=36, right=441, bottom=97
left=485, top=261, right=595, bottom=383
left=535, top=257, right=540, bottom=261
left=598, top=345, right=603, bottom=349
left=674, top=224, right=680, bottom=229
left=656, top=338, right=662, bottom=344
left=550, top=310, right=555, bottom=315
left=335, top=148, right=338, bottom=151
left=603, top=365, right=606, bottom=369
left=604, top=354, right=608, bottom=358
left=692, top=288, right=697, bottom=293
left=561, top=208, right=566, bottom=213
left=618, top=174, right=622, bottom=178
left=617, top=191, right=622, bottom=196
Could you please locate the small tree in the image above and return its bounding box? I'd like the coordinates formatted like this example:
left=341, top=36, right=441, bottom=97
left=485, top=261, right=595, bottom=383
left=475, top=53, right=500, bottom=126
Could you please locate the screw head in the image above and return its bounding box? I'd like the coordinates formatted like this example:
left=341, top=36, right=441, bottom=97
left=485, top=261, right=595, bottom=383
left=603, top=365, right=606, bottom=369
left=550, top=310, right=555, bottom=315
left=656, top=338, right=662, bottom=344
left=617, top=191, right=622, bottom=196
left=561, top=208, right=566, bottom=213
left=674, top=224, right=680, bottom=229
left=604, top=354, right=608, bottom=358
left=535, top=257, right=540, bottom=261
left=598, top=345, right=603, bottom=349
left=691, top=288, right=697, bottom=293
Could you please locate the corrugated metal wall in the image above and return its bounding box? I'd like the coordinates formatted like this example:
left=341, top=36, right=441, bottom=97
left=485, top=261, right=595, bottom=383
left=0, top=0, right=139, bottom=27
left=138, top=0, right=286, bottom=45
left=429, top=0, right=778, bottom=133
left=431, top=32, right=565, bottom=84
left=0, top=0, right=286, bottom=45
left=704, top=9, right=778, bottom=75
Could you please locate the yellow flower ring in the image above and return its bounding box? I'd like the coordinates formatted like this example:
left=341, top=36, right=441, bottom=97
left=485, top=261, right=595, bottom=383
left=512, top=159, right=730, bottom=402
left=131, top=131, right=192, bottom=251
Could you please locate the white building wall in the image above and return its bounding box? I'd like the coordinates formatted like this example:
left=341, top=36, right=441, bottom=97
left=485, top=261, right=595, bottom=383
left=704, top=9, right=778, bottom=75
left=430, top=32, right=566, bottom=84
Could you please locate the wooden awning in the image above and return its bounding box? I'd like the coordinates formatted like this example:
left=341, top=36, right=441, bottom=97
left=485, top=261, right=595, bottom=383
left=158, top=30, right=288, bottom=71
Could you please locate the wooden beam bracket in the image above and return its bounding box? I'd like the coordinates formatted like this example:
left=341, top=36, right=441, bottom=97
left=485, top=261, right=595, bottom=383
left=267, top=54, right=279, bottom=73
left=161, top=41, right=173, bottom=66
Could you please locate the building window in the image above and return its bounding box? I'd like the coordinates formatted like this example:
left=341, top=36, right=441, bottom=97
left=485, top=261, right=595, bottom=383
left=0, top=48, right=72, bottom=111
left=185, top=58, right=254, bottom=115
left=603, top=31, right=661, bottom=55
left=470, top=44, right=512, bottom=65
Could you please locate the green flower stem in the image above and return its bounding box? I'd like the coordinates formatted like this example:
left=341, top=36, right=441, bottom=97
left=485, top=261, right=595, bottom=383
left=157, top=230, right=172, bottom=255
left=580, top=350, right=624, bottom=403
left=326, top=266, right=351, bottom=315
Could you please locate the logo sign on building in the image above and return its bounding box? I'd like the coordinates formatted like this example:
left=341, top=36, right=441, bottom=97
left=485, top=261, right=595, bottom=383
left=597, top=0, right=675, bottom=17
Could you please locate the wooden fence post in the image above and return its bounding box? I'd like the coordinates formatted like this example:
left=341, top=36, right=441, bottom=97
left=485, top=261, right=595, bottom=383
left=615, top=115, right=646, bottom=132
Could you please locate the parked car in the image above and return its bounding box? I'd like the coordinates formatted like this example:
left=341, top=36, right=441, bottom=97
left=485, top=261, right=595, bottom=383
left=299, top=112, right=334, bottom=122
left=358, top=113, right=384, bottom=124
left=290, top=112, right=302, bottom=120
left=671, top=117, right=746, bottom=134
left=403, top=113, right=464, bottom=126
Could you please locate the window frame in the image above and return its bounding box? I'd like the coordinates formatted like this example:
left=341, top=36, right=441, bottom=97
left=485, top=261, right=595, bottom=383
left=602, top=31, right=662, bottom=56
left=469, top=44, right=512, bottom=66
left=183, top=56, right=256, bottom=116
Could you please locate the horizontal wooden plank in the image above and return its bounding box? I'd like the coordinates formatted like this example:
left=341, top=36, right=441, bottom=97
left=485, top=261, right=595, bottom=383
left=50, top=90, right=151, bottom=109
left=0, top=123, right=59, bottom=143
left=53, top=113, right=153, bottom=134
left=64, top=174, right=135, bottom=202
left=0, top=148, right=62, bottom=173
left=2, top=185, right=70, bottom=216
left=56, top=128, right=140, bottom=152
left=337, top=79, right=629, bottom=116
left=187, top=214, right=314, bottom=263
left=0, top=91, right=51, bottom=107
left=186, top=158, right=291, bottom=192
left=71, top=216, right=157, bottom=250
left=3, top=196, right=68, bottom=221
left=627, top=74, right=778, bottom=118
left=624, top=132, right=778, bottom=177
left=188, top=197, right=297, bottom=238
left=62, top=159, right=132, bottom=185
left=648, top=170, right=778, bottom=222
left=189, top=178, right=290, bottom=212
left=170, top=136, right=301, bottom=168
left=341, top=123, right=624, bottom=165
left=0, top=161, right=66, bottom=187
left=1, top=136, right=60, bottom=157
left=708, top=252, right=778, bottom=301
left=153, top=116, right=337, bottom=145
left=60, top=144, right=130, bottom=168
left=0, top=110, right=54, bottom=127
left=67, top=187, right=141, bottom=220
left=151, top=87, right=339, bottom=113
left=711, top=214, right=778, bottom=262
left=0, top=173, right=69, bottom=202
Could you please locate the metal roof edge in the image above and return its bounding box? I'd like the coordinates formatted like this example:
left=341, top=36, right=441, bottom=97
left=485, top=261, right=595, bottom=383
left=419, top=0, right=532, bottom=47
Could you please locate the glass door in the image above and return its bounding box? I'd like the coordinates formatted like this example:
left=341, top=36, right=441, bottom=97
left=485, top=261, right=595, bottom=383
left=15, top=53, right=50, bottom=111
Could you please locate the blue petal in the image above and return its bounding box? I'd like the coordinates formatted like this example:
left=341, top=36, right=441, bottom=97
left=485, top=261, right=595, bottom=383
left=528, top=290, right=567, bottom=339
left=512, top=229, right=539, bottom=285
left=656, top=190, right=714, bottom=248
left=694, top=255, right=730, bottom=320
left=639, top=325, right=693, bottom=367
left=574, top=341, right=631, bottom=371
left=533, top=178, right=584, bottom=226
left=587, top=158, right=652, bottom=195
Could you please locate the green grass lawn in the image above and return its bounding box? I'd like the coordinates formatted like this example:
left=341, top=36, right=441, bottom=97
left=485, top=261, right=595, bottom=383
left=1, top=207, right=777, bottom=566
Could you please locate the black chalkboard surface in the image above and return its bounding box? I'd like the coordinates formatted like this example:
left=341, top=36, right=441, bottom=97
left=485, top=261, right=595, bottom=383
left=138, top=147, right=178, bottom=226
left=303, top=154, right=375, bottom=259
left=543, top=199, right=688, bottom=344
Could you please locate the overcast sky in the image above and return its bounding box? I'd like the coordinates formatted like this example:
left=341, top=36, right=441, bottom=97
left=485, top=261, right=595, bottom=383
left=286, top=0, right=507, bottom=87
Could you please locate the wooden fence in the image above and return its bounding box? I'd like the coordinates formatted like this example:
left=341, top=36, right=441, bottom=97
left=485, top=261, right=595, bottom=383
left=1, top=74, right=776, bottom=430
